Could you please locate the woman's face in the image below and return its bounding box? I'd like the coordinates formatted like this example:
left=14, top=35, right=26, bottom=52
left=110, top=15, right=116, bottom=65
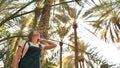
left=32, top=31, right=40, bottom=39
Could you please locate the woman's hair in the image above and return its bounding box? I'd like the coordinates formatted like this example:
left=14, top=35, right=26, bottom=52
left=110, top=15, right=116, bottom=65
left=28, top=30, right=34, bottom=41
left=28, top=30, right=40, bottom=42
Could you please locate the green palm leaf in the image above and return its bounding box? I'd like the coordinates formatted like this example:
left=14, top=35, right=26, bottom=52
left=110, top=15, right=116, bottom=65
left=82, top=0, right=120, bottom=42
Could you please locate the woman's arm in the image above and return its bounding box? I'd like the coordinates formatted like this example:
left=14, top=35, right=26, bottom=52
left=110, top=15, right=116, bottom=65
left=40, top=39, right=57, bottom=50
left=12, top=40, right=25, bottom=68
left=12, top=46, right=22, bottom=68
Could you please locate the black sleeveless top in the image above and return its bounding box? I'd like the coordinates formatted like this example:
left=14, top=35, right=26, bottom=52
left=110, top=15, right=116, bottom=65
left=19, top=42, right=42, bottom=68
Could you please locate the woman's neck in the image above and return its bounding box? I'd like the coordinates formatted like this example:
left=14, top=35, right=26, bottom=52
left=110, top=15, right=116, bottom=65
left=31, top=39, right=38, bottom=45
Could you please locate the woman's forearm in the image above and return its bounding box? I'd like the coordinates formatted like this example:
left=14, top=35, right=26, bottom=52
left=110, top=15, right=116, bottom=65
left=12, top=58, right=18, bottom=68
left=41, top=39, right=57, bottom=47
left=46, top=40, right=57, bottom=47
left=12, top=54, right=19, bottom=68
left=40, top=39, right=57, bottom=49
left=12, top=47, right=22, bottom=68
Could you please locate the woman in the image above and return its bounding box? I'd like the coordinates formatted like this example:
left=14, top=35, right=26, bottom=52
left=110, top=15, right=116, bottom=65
left=12, top=30, right=57, bottom=68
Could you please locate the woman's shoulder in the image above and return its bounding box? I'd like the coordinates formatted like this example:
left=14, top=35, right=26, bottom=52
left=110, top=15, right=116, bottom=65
left=18, top=39, right=27, bottom=48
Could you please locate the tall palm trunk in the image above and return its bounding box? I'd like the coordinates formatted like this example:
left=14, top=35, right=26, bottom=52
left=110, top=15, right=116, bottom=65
left=59, top=41, right=63, bottom=68
left=36, top=0, right=53, bottom=68
left=33, top=6, right=42, bottom=29
left=37, top=0, right=52, bottom=38
left=73, top=23, right=78, bottom=68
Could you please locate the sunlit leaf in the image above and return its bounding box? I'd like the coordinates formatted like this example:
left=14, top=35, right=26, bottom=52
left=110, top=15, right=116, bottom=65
left=82, top=0, right=120, bottom=42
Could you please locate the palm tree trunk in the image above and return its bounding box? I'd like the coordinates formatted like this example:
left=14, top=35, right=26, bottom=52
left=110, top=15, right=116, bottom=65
left=33, top=7, right=42, bottom=29
left=36, top=0, right=53, bottom=68
left=73, top=23, right=78, bottom=68
left=59, top=41, right=63, bottom=68
left=37, top=0, right=52, bottom=38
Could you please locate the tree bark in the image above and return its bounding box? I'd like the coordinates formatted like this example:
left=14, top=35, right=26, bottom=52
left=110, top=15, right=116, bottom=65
left=36, top=0, right=53, bottom=68
left=37, top=0, right=52, bottom=38
left=73, top=23, right=78, bottom=68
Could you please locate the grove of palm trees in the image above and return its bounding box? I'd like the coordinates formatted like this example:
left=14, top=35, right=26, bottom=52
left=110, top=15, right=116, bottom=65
left=0, top=0, right=120, bottom=68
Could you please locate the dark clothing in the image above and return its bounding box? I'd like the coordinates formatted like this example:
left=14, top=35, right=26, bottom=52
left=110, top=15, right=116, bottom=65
left=19, top=42, right=42, bottom=68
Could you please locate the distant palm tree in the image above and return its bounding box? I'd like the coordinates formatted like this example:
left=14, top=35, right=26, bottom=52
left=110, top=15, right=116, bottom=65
left=62, top=40, right=88, bottom=68
left=82, top=0, right=120, bottom=43
left=37, top=0, right=79, bottom=67
left=62, top=39, right=110, bottom=68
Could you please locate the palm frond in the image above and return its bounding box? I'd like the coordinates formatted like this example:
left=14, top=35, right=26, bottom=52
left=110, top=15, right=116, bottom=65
left=55, top=14, right=70, bottom=23
left=82, top=0, right=120, bottom=43
left=63, top=55, right=74, bottom=68
left=110, top=27, right=114, bottom=42
left=57, top=26, right=69, bottom=39
left=63, top=3, right=77, bottom=18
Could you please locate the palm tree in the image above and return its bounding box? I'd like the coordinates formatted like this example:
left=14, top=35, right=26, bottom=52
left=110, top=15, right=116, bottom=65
left=37, top=0, right=53, bottom=38
left=82, top=0, right=120, bottom=43
left=62, top=40, right=88, bottom=68
left=49, top=0, right=78, bottom=67
left=36, top=0, right=78, bottom=67
left=36, top=0, right=56, bottom=68
left=62, top=39, right=110, bottom=68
